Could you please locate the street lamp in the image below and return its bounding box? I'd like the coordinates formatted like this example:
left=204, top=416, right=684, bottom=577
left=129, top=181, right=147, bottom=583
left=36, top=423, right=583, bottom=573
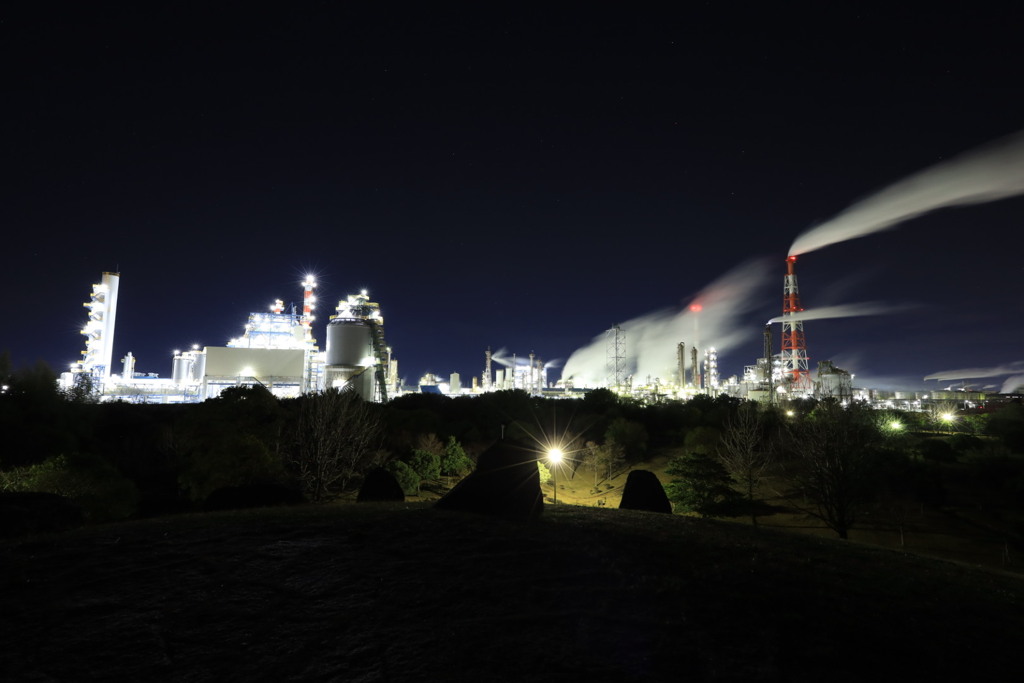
left=548, top=448, right=563, bottom=504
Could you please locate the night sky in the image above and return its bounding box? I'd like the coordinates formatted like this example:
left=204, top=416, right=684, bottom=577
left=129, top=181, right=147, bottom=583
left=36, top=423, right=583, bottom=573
left=4, top=6, right=1023, bottom=392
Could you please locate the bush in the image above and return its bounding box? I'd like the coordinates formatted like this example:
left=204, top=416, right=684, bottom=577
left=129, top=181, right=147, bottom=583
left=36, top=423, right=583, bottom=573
left=948, top=433, right=984, bottom=455
left=440, top=436, right=473, bottom=477
left=3, top=453, right=139, bottom=523
left=179, top=434, right=286, bottom=503
left=0, top=491, right=84, bottom=537
left=408, top=449, right=441, bottom=483
left=919, top=439, right=957, bottom=463
left=386, top=460, right=421, bottom=495
left=665, top=451, right=740, bottom=516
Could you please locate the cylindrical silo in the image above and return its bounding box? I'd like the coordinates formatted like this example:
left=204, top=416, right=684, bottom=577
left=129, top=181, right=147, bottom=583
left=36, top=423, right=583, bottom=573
left=325, top=320, right=373, bottom=368
left=172, top=353, right=193, bottom=385
left=192, top=350, right=207, bottom=383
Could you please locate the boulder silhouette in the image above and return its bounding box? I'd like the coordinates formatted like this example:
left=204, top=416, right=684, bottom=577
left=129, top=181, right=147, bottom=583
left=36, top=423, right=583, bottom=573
left=357, top=467, right=406, bottom=502
left=618, top=469, right=672, bottom=513
left=0, top=491, right=84, bottom=537
left=435, top=440, right=542, bottom=519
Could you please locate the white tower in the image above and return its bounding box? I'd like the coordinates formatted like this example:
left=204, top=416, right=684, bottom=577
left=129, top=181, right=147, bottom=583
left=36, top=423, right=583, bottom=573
left=79, top=272, right=120, bottom=386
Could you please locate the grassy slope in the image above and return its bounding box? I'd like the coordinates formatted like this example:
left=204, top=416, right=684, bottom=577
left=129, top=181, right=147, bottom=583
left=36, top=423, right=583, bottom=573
left=543, top=450, right=1024, bottom=574
left=2, top=503, right=1023, bottom=682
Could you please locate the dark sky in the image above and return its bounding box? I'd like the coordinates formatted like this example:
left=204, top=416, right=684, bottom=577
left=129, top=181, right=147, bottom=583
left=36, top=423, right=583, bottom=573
left=3, top=5, right=1022, bottom=391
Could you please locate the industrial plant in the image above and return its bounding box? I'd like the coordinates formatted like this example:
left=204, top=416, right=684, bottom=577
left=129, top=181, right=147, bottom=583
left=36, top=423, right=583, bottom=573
left=61, top=261, right=987, bottom=411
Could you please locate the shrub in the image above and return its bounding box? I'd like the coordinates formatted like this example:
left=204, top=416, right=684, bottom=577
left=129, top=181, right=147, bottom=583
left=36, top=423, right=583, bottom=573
left=440, top=436, right=474, bottom=477
left=919, top=439, right=957, bottom=463
left=665, top=451, right=740, bottom=516
left=179, top=433, right=286, bottom=503
left=386, top=460, right=421, bottom=495
left=408, top=449, right=441, bottom=483
left=2, top=453, right=139, bottom=523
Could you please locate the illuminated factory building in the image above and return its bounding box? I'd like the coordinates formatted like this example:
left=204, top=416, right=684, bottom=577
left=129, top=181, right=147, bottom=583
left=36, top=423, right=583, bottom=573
left=63, top=275, right=395, bottom=404
left=62, top=269, right=988, bottom=410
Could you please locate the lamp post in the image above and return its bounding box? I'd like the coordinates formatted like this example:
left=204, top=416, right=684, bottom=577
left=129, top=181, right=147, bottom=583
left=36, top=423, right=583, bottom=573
left=548, top=448, right=563, bottom=505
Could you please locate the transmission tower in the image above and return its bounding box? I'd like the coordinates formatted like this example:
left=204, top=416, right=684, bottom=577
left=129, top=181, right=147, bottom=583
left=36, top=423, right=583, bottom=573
left=606, top=324, right=626, bottom=392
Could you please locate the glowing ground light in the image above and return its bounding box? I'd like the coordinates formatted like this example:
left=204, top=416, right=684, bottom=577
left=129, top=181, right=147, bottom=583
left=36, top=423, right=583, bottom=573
left=889, top=420, right=903, bottom=431
left=548, top=448, right=563, bottom=505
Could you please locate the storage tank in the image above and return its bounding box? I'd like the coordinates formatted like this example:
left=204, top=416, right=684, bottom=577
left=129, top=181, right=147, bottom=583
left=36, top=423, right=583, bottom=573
left=172, top=352, right=193, bottom=385
left=325, top=320, right=373, bottom=368
left=324, top=292, right=385, bottom=398
left=192, top=350, right=207, bottom=383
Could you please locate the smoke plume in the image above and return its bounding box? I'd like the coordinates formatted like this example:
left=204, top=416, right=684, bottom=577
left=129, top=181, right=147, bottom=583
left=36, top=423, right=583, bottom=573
left=1001, top=376, right=1024, bottom=393
left=924, top=361, right=1024, bottom=382
left=561, top=259, right=773, bottom=386
left=766, top=302, right=912, bottom=325
left=790, top=130, right=1024, bottom=256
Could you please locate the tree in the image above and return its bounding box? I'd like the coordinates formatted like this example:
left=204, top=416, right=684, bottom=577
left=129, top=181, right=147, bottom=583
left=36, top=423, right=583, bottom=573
left=408, top=449, right=441, bottom=491
left=440, top=436, right=473, bottom=478
left=406, top=433, right=444, bottom=490
left=179, top=433, right=283, bottom=502
left=986, top=402, right=1024, bottom=453
left=665, top=451, right=739, bottom=516
left=683, top=425, right=722, bottom=456
left=785, top=401, right=884, bottom=539
left=3, top=452, right=139, bottom=522
left=604, top=418, right=649, bottom=463
left=61, top=372, right=99, bottom=404
left=0, top=360, right=81, bottom=469
left=717, top=402, right=775, bottom=528
left=385, top=459, right=420, bottom=495
left=288, top=389, right=383, bottom=502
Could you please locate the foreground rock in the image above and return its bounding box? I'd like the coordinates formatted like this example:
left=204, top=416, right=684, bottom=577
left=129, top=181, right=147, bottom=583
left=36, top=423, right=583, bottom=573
left=618, top=470, right=673, bottom=513
left=357, top=468, right=406, bottom=502
left=435, top=440, right=542, bottom=519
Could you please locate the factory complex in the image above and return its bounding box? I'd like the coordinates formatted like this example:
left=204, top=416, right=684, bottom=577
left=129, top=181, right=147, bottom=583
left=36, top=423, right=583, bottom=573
left=62, top=264, right=987, bottom=411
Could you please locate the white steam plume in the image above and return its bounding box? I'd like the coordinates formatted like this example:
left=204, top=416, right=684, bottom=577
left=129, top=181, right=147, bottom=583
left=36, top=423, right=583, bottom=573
left=790, top=130, right=1024, bottom=256
left=490, top=348, right=516, bottom=367
left=924, top=361, right=1024, bottom=382
left=766, top=302, right=912, bottom=325
left=562, top=259, right=773, bottom=386
left=1001, top=376, right=1024, bottom=393
left=491, top=348, right=561, bottom=369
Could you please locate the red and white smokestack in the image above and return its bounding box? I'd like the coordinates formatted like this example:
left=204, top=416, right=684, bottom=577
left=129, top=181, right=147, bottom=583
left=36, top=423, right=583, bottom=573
left=780, top=256, right=812, bottom=394
left=301, top=275, right=317, bottom=341
left=302, top=276, right=316, bottom=319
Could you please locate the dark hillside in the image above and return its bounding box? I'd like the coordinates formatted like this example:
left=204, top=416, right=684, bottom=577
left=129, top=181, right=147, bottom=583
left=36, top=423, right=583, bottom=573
left=2, top=504, right=1022, bottom=681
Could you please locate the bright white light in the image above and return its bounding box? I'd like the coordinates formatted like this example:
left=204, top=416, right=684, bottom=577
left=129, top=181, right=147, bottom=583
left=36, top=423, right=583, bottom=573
left=548, top=448, right=563, bottom=463
left=940, top=413, right=956, bottom=423
left=889, top=420, right=903, bottom=431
